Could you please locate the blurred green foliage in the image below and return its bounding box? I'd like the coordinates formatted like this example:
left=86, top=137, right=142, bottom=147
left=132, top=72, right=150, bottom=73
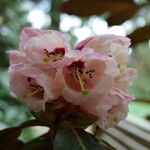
left=0, top=0, right=32, bottom=68
left=0, top=69, right=32, bottom=129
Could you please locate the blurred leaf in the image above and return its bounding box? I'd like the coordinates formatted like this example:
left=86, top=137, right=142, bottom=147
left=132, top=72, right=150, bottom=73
left=19, top=127, right=48, bottom=143
left=129, top=101, right=150, bottom=119
left=100, top=139, right=117, bottom=150
left=23, top=138, right=50, bottom=150
left=68, top=107, right=98, bottom=129
left=0, top=127, right=21, bottom=141
left=107, top=5, right=139, bottom=26
left=53, top=122, right=111, bottom=150
left=0, top=119, right=49, bottom=149
left=134, top=99, right=150, bottom=104
left=0, top=126, right=23, bottom=149
left=18, top=119, right=48, bottom=128
left=60, top=0, right=136, bottom=17
left=1, top=140, right=24, bottom=150
left=128, top=25, right=150, bottom=45
left=0, top=119, right=47, bottom=140
left=145, top=115, right=150, bottom=121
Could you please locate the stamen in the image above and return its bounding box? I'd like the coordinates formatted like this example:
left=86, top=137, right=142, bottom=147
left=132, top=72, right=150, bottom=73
left=113, top=117, right=118, bottom=123
left=67, top=60, right=89, bottom=95
left=85, top=69, right=95, bottom=79
left=44, top=49, right=51, bottom=57
left=55, top=53, right=63, bottom=61
left=43, top=48, right=65, bottom=63
left=24, top=88, right=43, bottom=98
left=76, top=69, right=89, bottom=96
left=43, top=57, right=50, bottom=63
left=73, top=72, right=78, bottom=82
left=26, top=89, right=40, bottom=97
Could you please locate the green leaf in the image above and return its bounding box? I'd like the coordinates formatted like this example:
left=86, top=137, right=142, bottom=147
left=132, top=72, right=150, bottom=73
left=0, top=119, right=49, bottom=149
left=3, top=140, right=24, bottom=150
left=23, top=138, right=50, bottom=150
left=68, top=109, right=98, bottom=129
left=100, top=139, right=117, bottom=150
left=0, top=119, right=48, bottom=139
left=0, top=126, right=24, bottom=149
left=0, top=127, right=22, bottom=145
left=53, top=123, right=111, bottom=150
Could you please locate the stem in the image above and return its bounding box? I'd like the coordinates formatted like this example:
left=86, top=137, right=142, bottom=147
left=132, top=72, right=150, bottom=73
left=50, top=0, right=62, bottom=30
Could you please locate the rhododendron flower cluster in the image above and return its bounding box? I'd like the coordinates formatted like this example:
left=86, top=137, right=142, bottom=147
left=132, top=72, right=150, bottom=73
left=8, top=27, right=137, bottom=129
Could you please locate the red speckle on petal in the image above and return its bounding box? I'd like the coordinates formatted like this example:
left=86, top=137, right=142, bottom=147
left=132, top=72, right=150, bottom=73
left=68, top=60, right=85, bottom=70
left=54, top=47, right=65, bottom=55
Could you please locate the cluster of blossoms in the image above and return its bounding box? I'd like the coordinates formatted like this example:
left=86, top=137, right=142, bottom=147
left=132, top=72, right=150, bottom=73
left=8, top=27, right=137, bottom=129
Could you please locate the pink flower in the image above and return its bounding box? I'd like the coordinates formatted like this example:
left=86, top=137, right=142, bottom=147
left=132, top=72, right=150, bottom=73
left=8, top=27, right=71, bottom=112
left=9, top=64, right=63, bottom=112
left=81, top=91, right=130, bottom=129
left=8, top=28, right=137, bottom=129
left=73, top=35, right=137, bottom=128
left=97, top=103, right=129, bottom=129
left=8, top=50, right=28, bottom=65
left=62, top=48, right=119, bottom=105
left=114, top=67, right=138, bottom=92
left=20, top=27, right=71, bottom=66
left=75, top=34, right=130, bottom=65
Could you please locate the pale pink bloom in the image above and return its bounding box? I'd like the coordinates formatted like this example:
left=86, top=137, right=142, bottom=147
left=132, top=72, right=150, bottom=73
left=110, top=88, right=134, bottom=104
left=20, top=27, right=71, bottom=66
left=81, top=92, right=129, bottom=129
left=69, top=53, right=136, bottom=129
left=8, top=27, right=70, bottom=112
left=97, top=104, right=128, bottom=129
left=80, top=67, right=136, bottom=129
left=73, top=35, right=137, bottom=129
left=7, top=50, right=28, bottom=65
left=114, top=67, right=138, bottom=92
left=20, top=27, right=45, bottom=50
left=62, top=48, right=119, bottom=105
left=75, top=34, right=130, bottom=65
left=81, top=94, right=119, bottom=117
left=9, top=64, right=63, bottom=112
left=8, top=29, right=137, bottom=128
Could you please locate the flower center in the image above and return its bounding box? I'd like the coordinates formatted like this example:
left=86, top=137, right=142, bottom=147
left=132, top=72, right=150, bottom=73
left=25, top=77, right=44, bottom=99
left=85, top=69, right=95, bottom=79
left=68, top=60, right=89, bottom=96
left=43, top=47, right=65, bottom=63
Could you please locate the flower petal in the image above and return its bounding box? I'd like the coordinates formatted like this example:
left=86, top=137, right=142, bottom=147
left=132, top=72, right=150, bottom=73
left=7, top=50, right=28, bottom=64
left=20, top=27, right=45, bottom=50
left=75, top=34, right=131, bottom=65
left=23, top=31, right=70, bottom=64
